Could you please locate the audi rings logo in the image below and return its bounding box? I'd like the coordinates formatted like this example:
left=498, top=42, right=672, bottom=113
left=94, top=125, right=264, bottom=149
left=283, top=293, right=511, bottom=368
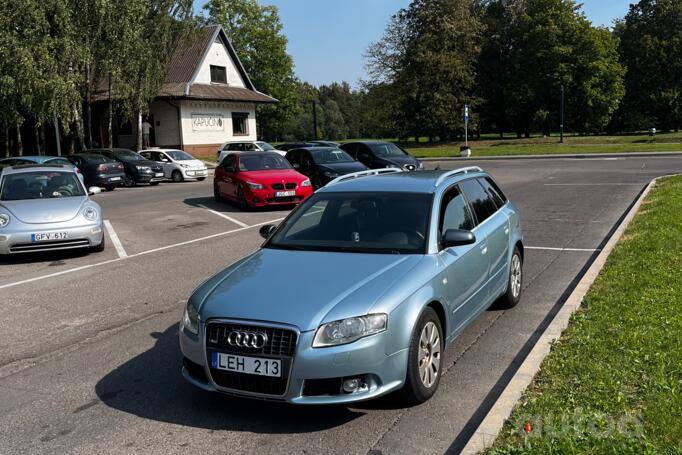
left=227, top=331, right=269, bottom=348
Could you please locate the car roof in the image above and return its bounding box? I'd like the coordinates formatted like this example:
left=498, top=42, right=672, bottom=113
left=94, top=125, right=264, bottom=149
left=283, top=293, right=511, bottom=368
left=86, top=148, right=135, bottom=153
left=319, top=169, right=487, bottom=194
left=289, top=146, right=342, bottom=152
left=0, top=164, right=75, bottom=175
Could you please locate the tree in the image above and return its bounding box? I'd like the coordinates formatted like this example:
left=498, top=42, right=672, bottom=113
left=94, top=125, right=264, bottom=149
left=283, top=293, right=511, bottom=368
left=478, top=0, right=624, bottom=136
left=203, top=0, right=297, bottom=140
left=613, top=0, right=682, bottom=132
left=366, top=0, right=483, bottom=142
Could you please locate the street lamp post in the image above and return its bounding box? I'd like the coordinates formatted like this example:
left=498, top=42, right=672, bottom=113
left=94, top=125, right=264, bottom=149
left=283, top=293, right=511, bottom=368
left=560, top=85, right=564, bottom=144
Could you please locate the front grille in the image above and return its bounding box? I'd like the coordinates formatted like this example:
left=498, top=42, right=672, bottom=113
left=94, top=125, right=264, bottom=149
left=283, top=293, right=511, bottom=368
left=271, top=183, right=297, bottom=190
left=10, top=239, right=90, bottom=253
left=265, top=196, right=302, bottom=203
left=205, top=322, right=298, bottom=396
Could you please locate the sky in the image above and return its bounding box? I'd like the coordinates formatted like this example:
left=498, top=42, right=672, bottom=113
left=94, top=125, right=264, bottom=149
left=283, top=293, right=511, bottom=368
left=194, top=0, right=634, bottom=87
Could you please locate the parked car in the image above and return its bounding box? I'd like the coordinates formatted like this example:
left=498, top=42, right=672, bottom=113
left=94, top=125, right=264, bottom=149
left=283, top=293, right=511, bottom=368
left=180, top=166, right=523, bottom=404
left=0, top=156, right=84, bottom=182
left=277, top=142, right=320, bottom=152
left=217, top=141, right=286, bottom=162
left=285, top=146, right=368, bottom=189
left=139, top=149, right=208, bottom=182
left=86, top=148, right=164, bottom=187
left=66, top=153, right=125, bottom=191
left=310, top=140, right=341, bottom=147
left=339, top=141, right=423, bottom=171
left=0, top=164, right=105, bottom=254
left=213, top=152, right=313, bottom=210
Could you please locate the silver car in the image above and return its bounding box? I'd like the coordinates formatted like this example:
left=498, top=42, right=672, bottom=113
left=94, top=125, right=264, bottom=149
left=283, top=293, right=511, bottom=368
left=139, top=149, right=208, bottom=182
left=179, top=167, right=524, bottom=405
left=0, top=164, right=105, bottom=255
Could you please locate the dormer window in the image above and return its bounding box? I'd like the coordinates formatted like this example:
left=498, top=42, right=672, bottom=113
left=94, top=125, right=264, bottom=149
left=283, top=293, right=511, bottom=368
left=210, top=65, right=227, bottom=84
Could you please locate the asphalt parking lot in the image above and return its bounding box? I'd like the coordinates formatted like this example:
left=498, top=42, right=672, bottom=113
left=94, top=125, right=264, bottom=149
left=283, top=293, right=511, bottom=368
left=1, top=155, right=681, bottom=455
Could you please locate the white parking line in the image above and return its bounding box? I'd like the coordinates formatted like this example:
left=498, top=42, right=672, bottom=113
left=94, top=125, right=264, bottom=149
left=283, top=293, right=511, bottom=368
left=526, top=246, right=601, bottom=252
left=198, top=204, right=249, bottom=228
left=103, top=220, right=127, bottom=258
left=544, top=183, right=642, bottom=186
left=0, top=217, right=284, bottom=291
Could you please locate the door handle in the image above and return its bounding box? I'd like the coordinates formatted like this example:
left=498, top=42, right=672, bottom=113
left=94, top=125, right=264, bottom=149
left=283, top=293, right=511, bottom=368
left=504, top=226, right=509, bottom=234
left=480, top=245, right=488, bottom=255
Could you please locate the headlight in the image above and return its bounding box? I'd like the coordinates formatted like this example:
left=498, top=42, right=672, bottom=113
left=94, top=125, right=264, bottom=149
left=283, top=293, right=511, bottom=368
left=312, top=314, right=387, bottom=348
left=323, top=171, right=338, bottom=179
left=301, top=179, right=312, bottom=187
left=136, top=165, right=151, bottom=172
left=82, top=207, right=98, bottom=221
left=182, top=302, right=199, bottom=335
left=0, top=213, right=9, bottom=228
left=179, top=163, right=190, bottom=169
left=246, top=181, right=264, bottom=190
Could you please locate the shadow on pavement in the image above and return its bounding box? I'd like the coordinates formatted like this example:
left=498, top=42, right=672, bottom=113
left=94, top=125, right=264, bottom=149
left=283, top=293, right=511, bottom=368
left=0, top=248, right=95, bottom=265
left=184, top=196, right=294, bottom=215
left=95, top=323, right=363, bottom=433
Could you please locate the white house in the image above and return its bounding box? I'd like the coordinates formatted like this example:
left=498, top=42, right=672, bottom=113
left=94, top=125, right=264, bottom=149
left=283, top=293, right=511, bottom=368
left=93, top=26, right=276, bottom=156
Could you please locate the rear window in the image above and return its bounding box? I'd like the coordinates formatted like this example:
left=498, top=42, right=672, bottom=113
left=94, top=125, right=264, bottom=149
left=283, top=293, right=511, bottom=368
left=239, top=154, right=291, bottom=171
left=479, top=177, right=507, bottom=209
left=459, top=178, right=498, bottom=225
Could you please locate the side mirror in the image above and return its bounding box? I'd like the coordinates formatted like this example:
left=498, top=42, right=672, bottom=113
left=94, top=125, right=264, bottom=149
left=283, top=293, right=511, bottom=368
left=88, top=186, right=102, bottom=195
left=161, top=158, right=170, bottom=163
left=259, top=224, right=276, bottom=239
left=292, top=163, right=300, bottom=169
left=441, top=229, right=475, bottom=249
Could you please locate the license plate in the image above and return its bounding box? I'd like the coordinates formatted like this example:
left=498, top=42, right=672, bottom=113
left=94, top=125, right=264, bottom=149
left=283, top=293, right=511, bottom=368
left=275, top=190, right=296, bottom=197
left=110, top=177, right=121, bottom=181
left=210, top=352, right=281, bottom=377
left=32, top=232, right=68, bottom=242
left=155, top=172, right=164, bottom=177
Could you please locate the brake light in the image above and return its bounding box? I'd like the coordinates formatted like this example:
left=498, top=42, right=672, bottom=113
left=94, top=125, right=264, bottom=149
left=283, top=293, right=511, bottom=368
left=98, top=164, right=110, bottom=172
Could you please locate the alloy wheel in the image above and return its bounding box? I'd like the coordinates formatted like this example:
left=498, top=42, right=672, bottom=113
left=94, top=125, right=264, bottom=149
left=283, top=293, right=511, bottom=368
left=418, top=321, right=441, bottom=388
left=510, top=254, right=522, bottom=298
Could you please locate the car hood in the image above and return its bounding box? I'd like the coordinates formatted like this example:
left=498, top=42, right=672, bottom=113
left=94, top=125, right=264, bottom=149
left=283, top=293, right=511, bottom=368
left=239, top=169, right=308, bottom=183
left=182, top=159, right=207, bottom=169
left=318, top=162, right=368, bottom=174
left=195, top=248, right=423, bottom=332
left=0, top=197, right=87, bottom=224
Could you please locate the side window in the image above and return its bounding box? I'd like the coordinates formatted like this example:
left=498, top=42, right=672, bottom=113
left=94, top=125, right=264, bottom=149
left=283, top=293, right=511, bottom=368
left=459, top=179, right=498, bottom=225
left=340, top=144, right=356, bottom=158
left=222, top=154, right=237, bottom=172
left=286, top=150, right=299, bottom=167
left=479, top=177, right=507, bottom=209
left=439, top=186, right=475, bottom=238
left=301, top=151, right=313, bottom=168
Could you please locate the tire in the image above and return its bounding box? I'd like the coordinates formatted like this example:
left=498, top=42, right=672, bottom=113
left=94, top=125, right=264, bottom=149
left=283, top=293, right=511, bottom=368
left=90, top=234, right=105, bottom=253
left=197, top=177, right=206, bottom=181
left=171, top=170, right=183, bottom=183
left=123, top=174, right=135, bottom=187
left=149, top=182, right=160, bottom=186
left=213, top=184, right=223, bottom=202
left=237, top=186, right=250, bottom=211
left=103, top=185, right=116, bottom=192
left=495, top=247, right=523, bottom=309
left=401, top=307, right=444, bottom=404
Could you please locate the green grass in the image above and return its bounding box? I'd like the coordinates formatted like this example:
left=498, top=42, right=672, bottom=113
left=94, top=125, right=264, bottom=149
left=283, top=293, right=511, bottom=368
left=486, top=176, right=682, bottom=454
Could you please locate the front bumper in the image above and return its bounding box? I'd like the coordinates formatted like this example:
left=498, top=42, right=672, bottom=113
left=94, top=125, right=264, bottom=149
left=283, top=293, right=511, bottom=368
left=0, top=219, right=104, bottom=254
left=182, top=168, right=208, bottom=179
left=245, top=187, right=314, bottom=207
left=179, top=320, right=408, bottom=405
left=91, top=173, right=125, bottom=187
left=136, top=171, right=165, bottom=183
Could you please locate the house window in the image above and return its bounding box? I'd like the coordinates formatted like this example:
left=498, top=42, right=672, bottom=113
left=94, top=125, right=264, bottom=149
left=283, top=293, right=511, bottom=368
left=232, top=113, right=249, bottom=136
left=210, top=65, right=227, bottom=84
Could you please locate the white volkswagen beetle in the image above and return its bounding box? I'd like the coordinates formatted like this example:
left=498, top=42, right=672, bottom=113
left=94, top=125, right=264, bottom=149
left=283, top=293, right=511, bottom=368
left=139, top=149, right=208, bottom=182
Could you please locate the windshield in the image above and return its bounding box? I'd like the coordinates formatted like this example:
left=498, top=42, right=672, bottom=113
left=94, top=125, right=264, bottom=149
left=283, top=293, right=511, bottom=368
left=0, top=171, right=85, bottom=201
left=166, top=150, right=194, bottom=161
left=257, top=142, right=276, bottom=151
left=115, top=151, right=145, bottom=162
left=310, top=148, right=355, bottom=164
left=240, top=154, right=291, bottom=171
left=267, top=192, right=431, bottom=254
left=369, top=143, right=408, bottom=157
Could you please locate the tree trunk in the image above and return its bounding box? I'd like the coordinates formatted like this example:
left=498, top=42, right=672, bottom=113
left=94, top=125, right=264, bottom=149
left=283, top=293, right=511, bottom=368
left=137, top=111, right=142, bottom=151
left=15, top=124, right=23, bottom=156
left=34, top=122, right=41, bottom=155
left=85, top=63, right=92, bottom=148
left=40, top=124, right=46, bottom=155
left=73, top=105, right=85, bottom=152
left=107, top=73, right=113, bottom=147
left=3, top=126, right=8, bottom=158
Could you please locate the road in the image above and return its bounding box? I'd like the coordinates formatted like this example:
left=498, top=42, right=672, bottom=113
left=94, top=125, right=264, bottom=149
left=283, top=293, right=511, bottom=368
left=1, top=156, right=680, bottom=454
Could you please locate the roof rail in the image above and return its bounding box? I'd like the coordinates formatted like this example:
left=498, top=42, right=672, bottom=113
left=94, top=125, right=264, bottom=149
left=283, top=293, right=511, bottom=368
left=325, top=168, right=403, bottom=187
left=434, top=166, right=484, bottom=187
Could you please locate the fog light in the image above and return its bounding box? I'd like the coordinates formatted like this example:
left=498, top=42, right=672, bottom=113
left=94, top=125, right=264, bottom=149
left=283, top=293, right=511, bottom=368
left=91, top=227, right=102, bottom=234
left=342, top=377, right=368, bottom=393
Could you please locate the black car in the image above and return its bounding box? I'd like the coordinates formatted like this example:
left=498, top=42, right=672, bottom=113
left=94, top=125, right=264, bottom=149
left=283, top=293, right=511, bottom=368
left=309, top=140, right=340, bottom=147
left=339, top=141, right=422, bottom=171
left=278, top=142, right=320, bottom=152
left=86, top=148, right=164, bottom=186
left=285, top=147, right=368, bottom=189
left=67, top=153, right=126, bottom=191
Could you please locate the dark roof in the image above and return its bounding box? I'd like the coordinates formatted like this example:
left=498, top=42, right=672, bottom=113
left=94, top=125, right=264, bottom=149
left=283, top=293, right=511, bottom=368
left=91, top=26, right=277, bottom=104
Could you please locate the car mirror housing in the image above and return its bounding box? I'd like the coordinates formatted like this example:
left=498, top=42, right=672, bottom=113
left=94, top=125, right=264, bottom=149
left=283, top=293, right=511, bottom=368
left=441, top=229, right=475, bottom=249
left=259, top=224, right=276, bottom=239
left=88, top=186, right=102, bottom=195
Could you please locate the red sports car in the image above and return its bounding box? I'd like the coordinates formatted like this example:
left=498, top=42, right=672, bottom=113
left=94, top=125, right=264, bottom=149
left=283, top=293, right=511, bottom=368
left=214, top=152, right=313, bottom=209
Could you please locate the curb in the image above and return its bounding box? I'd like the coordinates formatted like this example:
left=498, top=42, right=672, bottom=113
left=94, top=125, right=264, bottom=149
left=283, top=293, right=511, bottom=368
left=419, top=151, right=682, bottom=162
left=459, top=175, right=665, bottom=455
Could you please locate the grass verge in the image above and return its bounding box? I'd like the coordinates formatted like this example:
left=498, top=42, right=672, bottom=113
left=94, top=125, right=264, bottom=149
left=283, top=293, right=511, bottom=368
left=486, top=176, right=682, bottom=454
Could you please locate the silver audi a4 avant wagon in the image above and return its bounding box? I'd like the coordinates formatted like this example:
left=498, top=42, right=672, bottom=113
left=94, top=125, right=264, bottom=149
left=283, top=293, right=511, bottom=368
left=180, top=167, right=524, bottom=404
